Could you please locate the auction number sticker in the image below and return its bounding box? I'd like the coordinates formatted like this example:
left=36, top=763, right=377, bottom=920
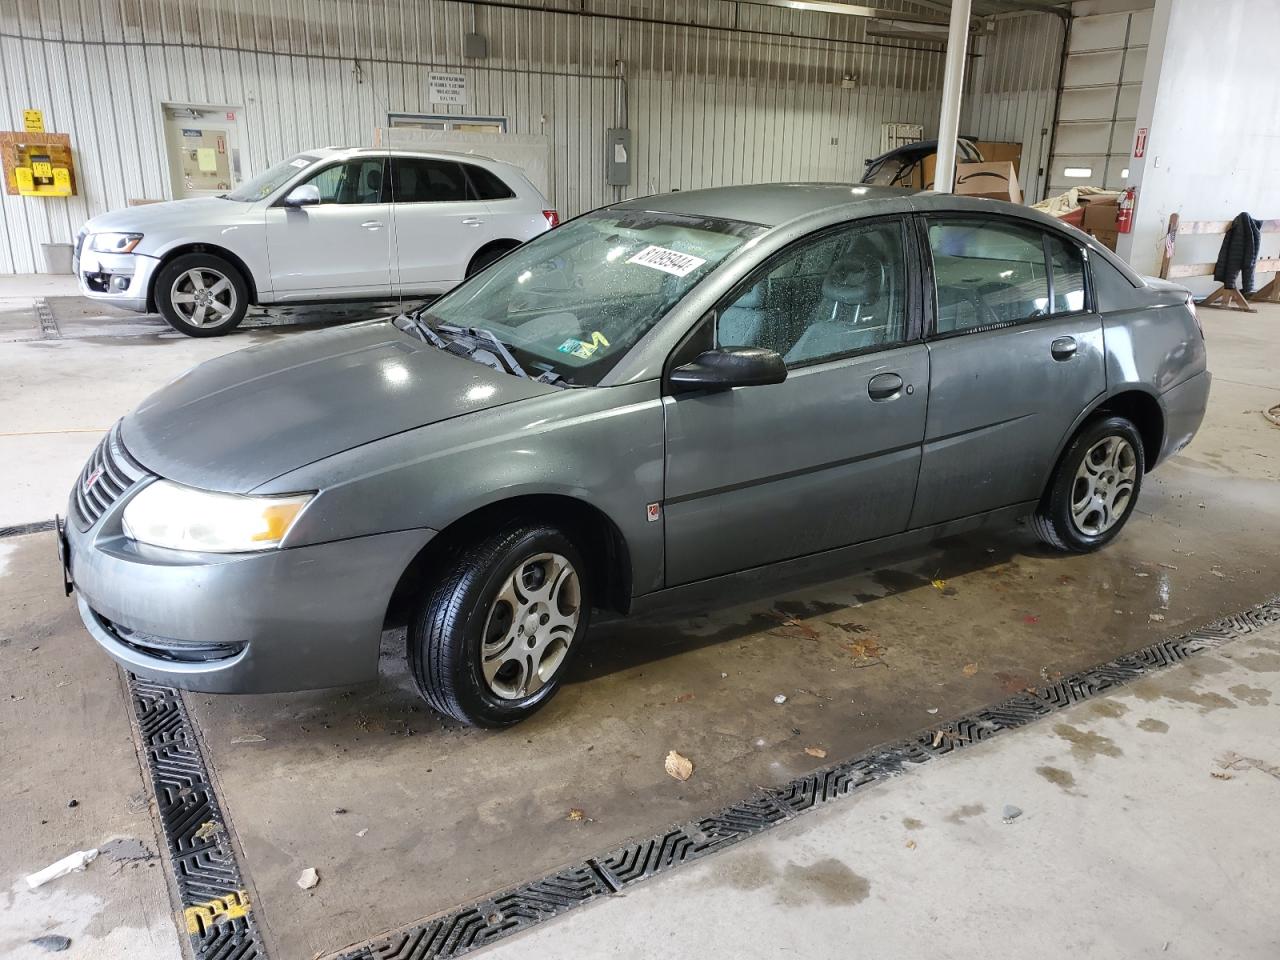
left=627, top=245, right=706, bottom=277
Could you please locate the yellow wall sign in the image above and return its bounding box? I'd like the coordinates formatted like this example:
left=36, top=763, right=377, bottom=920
left=23, top=109, right=45, bottom=132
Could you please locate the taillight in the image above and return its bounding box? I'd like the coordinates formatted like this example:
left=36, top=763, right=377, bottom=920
left=1187, top=294, right=1203, bottom=338
left=542, top=209, right=560, bottom=229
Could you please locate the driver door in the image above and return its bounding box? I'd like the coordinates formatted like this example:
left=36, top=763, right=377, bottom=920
left=661, top=217, right=930, bottom=586
left=263, top=155, right=392, bottom=297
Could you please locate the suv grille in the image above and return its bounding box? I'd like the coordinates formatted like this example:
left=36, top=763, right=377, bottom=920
left=73, top=423, right=149, bottom=530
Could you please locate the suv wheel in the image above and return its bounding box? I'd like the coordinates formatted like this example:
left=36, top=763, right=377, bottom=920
left=408, top=523, right=590, bottom=727
left=1032, top=414, right=1145, bottom=553
left=154, top=253, right=249, bottom=337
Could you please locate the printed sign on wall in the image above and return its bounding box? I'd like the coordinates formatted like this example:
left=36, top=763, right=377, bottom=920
left=429, top=72, right=468, bottom=105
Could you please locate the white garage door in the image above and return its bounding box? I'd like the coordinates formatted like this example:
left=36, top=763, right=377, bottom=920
left=1048, top=8, right=1152, bottom=195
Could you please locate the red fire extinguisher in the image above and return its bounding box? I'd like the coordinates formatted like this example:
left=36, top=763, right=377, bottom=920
left=1116, top=186, right=1137, bottom=234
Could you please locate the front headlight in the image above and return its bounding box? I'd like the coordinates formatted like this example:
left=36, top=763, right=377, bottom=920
left=88, top=232, right=144, bottom=254
left=122, top=480, right=313, bottom=553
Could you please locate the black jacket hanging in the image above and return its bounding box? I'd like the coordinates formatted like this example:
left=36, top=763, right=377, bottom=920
left=1213, top=212, right=1262, bottom=293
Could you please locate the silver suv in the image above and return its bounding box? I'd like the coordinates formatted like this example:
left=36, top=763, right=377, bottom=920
left=74, top=147, right=557, bottom=336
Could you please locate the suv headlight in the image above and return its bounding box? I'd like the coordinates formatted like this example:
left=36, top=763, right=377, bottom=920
left=122, top=480, right=313, bottom=553
left=88, top=232, right=144, bottom=254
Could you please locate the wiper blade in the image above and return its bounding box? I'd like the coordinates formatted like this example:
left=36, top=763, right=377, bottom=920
left=436, top=323, right=530, bottom=380
left=394, top=310, right=451, bottom=351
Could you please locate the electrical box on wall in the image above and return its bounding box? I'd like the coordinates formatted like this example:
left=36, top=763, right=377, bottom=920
left=606, top=128, right=631, bottom=186
left=1, top=129, right=77, bottom=196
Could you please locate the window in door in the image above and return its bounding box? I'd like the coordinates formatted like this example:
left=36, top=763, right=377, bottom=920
left=388, top=158, right=471, bottom=202
left=1046, top=233, right=1087, bottom=313
left=304, top=158, right=386, bottom=204
left=716, top=220, right=908, bottom=366
left=927, top=218, right=1052, bottom=334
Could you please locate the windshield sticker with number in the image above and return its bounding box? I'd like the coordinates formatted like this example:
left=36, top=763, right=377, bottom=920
left=557, top=331, right=610, bottom=360
left=626, top=245, right=707, bottom=277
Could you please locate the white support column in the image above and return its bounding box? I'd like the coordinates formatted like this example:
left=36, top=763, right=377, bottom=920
left=932, top=0, right=972, bottom=194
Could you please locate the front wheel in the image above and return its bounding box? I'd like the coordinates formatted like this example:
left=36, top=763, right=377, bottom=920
left=408, top=523, right=590, bottom=727
left=1032, top=415, right=1145, bottom=553
left=154, top=253, right=249, bottom=337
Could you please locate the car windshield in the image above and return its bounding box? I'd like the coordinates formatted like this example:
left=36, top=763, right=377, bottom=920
left=225, top=154, right=320, bottom=202
left=421, top=209, right=765, bottom=385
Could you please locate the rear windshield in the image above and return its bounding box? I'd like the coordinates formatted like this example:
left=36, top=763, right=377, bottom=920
left=423, top=209, right=765, bottom=385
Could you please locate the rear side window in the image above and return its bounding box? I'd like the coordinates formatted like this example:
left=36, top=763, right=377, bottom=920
left=1047, top=234, right=1087, bottom=313
left=390, top=158, right=469, bottom=203
left=464, top=164, right=516, bottom=200
left=927, top=219, right=1049, bottom=334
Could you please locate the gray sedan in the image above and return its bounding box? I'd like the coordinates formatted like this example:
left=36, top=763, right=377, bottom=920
left=62, top=184, right=1210, bottom=726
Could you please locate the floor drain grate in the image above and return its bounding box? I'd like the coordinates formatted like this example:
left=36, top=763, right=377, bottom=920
left=35, top=297, right=61, bottom=339
left=124, top=675, right=268, bottom=959
left=332, top=596, right=1280, bottom=960
left=0, top=519, right=55, bottom=539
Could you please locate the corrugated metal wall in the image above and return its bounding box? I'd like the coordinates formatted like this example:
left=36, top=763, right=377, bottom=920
left=0, top=0, right=1063, bottom=274
left=962, top=12, right=1069, bottom=202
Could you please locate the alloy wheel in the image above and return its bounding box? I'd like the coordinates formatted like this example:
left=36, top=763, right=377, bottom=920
left=169, top=268, right=237, bottom=327
left=1070, top=436, right=1137, bottom=536
left=481, top=552, right=581, bottom=700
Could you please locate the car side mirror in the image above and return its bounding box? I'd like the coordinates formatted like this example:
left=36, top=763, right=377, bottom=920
left=282, top=184, right=321, bottom=207
left=668, top=347, right=788, bottom=394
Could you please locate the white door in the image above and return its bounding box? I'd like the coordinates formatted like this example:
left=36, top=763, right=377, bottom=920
left=162, top=104, right=246, bottom=199
left=263, top=156, right=392, bottom=298
left=388, top=157, right=498, bottom=292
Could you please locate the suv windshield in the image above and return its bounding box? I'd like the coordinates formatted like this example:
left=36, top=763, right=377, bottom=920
left=226, top=154, right=320, bottom=202
left=422, top=209, right=764, bottom=385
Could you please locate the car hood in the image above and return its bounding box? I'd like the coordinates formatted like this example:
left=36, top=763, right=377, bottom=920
left=120, top=321, right=558, bottom=493
left=83, top=196, right=253, bottom=235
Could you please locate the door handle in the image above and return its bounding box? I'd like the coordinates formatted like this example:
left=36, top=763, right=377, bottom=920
left=868, top=372, right=904, bottom=402
left=1051, top=336, right=1078, bottom=361
left=461, top=217, right=485, bottom=226
left=360, top=220, right=384, bottom=230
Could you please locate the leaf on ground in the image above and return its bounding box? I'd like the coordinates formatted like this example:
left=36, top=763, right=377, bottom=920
left=673, top=693, right=696, bottom=703
left=804, top=746, right=827, bottom=759
left=932, top=730, right=945, bottom=747
left=193, top=821, right=220, bottom=841
left=962, top=662, right=979, bottom=677
left=1022, top=615, right=1039, bottom=625
left=905, top=838, right=917, bottom=850
left=1210, top=771, right=1233, bottom=780
left=566, top=808, right=586, bottom=821
left=665, top=750, right=694, bottom=782
left=931, top=578, right=946, bottom=590
left=846, top=634, right=884, bottom=660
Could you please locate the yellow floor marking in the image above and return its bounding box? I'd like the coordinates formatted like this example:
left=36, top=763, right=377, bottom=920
left=183, top=890, right=251, bottom=934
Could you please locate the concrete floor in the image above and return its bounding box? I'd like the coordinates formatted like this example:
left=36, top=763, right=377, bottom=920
left=1, top=292, right=1277, bottom=959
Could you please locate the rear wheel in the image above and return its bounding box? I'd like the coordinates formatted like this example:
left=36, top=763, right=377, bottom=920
left=1033, top=415, right=1145, bottom=552
left=154, top=253, right=249, bottom=337
left=466, top=242, right=519, bottom=277
left=408, top=523, right=589, bottom=727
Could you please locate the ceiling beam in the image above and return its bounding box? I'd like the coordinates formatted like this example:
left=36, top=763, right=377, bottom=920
left=742, top=0, right=951, bottom=27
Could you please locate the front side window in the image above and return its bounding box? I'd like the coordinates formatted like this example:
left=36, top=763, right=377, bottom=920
left=389, top=158, right=469, bottom=203
left=421, top=210, right=763, bottom=386
left=225, top=154, right=319, bottom=201
left=304, top=157, right=386, bottom=205
left=717, top=220, right=908, bottom=366
left=928, top=218, right=1052, bottom=334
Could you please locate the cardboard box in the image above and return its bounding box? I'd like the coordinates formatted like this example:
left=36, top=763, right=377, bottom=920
left=955, top=161, right=1022, bottom=203
left=1080, top=197, right=1119, bottom=233
left=1089, top=229, right=1119, bottom=252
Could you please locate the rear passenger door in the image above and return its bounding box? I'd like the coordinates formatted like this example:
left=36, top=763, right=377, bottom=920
left=662, top=217, right=930, bottom=585
left=909, top=215, right=1105, bottom=528
left=389, top=157, right=499, bottom=291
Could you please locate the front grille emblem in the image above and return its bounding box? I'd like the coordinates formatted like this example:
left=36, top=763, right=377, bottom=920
left=82, top=466, right=104, bottom=493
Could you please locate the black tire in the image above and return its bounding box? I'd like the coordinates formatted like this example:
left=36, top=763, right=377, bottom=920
left=408, top=523, right=591, bottom=727
left=465, top=242, right=518, bottom=278
left=1033, top=415, right=1146, bottom=553
left=154, top=253, right=250, bottom=337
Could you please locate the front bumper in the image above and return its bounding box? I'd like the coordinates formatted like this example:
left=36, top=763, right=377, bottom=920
left=74, top=242, right=159, bottom=313
left=66, top=488, right=434, bottom=693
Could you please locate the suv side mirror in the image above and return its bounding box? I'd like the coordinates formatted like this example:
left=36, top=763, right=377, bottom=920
left=282, top=184, right=321, bottom=207
left=668, top=347, right=787, bottom=394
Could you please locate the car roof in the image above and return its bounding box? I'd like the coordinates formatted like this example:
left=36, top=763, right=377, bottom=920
left=612, top=183, right=918, bottom=228
left=306, top=145, right=503, bottom=164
